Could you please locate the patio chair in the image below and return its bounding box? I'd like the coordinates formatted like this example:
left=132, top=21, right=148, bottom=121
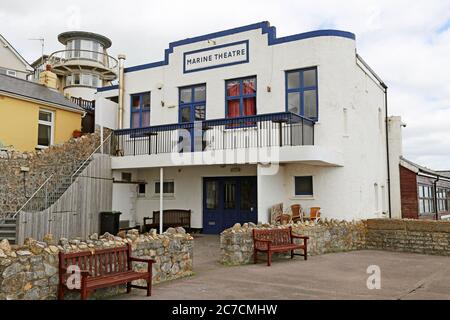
left=304, top=207, right=321, bottom=223
left=291, top=204, right=303, bottom=223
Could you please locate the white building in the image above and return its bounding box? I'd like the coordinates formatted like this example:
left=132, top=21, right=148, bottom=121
left=95, top=22, right=402, bottom=234
left=0, top=34, right=34, bottom=79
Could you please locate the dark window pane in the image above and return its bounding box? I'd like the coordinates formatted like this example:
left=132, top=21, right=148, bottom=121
left=180, top=88, right=192, bottom=104
left=195, top=105, right=205, bottom=121
left=240, top=180, right=254, bottom=210
left=181, top=107, right=191, bottom=123
left=304, top=90, right=317, bottom=119
left=39, top=111, right=52, bottom=122
left=194, top=86, right=206, bottom=102
left=38, top=124, right=51, bottom=146
left=295, top=176, right=313, bottom=196
left=303, top=69, right=317, bottom=87
left=287, top=92, right=300, bottom=114
left=155, top=181, right=174, bottom=194
left=224, top=181, right=236, bottom=209
left=287, top=71, right=300, bottom=89
left=121, top=172, right=132, bottom=182
left=142, top=93, right=151, bottom=109
left=138, top=183, right=146, bottom=194
left=206, top=181, right=219, bottom=210
left=132, top=95, right=140, bottom=109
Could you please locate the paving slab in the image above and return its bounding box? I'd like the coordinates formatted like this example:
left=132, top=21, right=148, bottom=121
left=115, top=235, right=450, bottom=300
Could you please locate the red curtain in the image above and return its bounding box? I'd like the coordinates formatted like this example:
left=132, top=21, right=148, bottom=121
left=243, top=98, right=256, bottom=116
left=227, top=84, right=240, bottom=118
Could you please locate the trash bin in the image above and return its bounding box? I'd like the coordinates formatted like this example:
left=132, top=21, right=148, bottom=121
left=100, top=211, right=122, bottom=235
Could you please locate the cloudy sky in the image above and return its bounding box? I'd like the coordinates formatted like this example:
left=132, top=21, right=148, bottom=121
left=1, top=0, right=449, bottom=169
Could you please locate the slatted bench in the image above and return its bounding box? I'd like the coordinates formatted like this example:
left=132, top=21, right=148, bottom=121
left=252, top=227, right=309, bottom=266
left=58, top=243, right=154, bottom=300
left=143, top=209, right=191, bottom=232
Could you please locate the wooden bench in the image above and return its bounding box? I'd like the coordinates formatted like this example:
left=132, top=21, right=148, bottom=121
left=143, top=209, right=191, bottom=232
left=252, top=227, right=309, bottom=266
left=58, top=243, right=154, bottom=300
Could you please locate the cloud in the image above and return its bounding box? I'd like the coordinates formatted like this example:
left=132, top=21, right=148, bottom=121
left=1, top=0, right=449, bottom=169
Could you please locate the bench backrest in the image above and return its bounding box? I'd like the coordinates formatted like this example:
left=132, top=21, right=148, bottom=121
left=151, top=210, right=191, bottom=225
left=58, top=244, right=131, bottom=278
left=252, top=227, right=292, bottom=246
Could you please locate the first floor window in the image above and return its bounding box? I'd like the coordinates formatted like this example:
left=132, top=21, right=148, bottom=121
left=286, top=67, right=318, bottom=120
left=295, top=176, right=313, bottom=196
left=131, top=92, right=151, bottom=128
left=418, top=184, right=435, bottom=214
left=226, top=76, right=256, bottom=118
left=37, top=110, right=54, bottom=148
left=155, top=181, right=175, bottom=195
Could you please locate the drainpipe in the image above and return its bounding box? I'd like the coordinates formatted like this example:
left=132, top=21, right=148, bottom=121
left=383, top=84, right=392, bottom=219
left=117, top=54, right=126, bottom=130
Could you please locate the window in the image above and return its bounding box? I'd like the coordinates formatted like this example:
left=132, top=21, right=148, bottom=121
left=179, top=84, right=206, bottom=123
left=130, top=92, right=151, bottom=128
left=37, top=110, right=54, bottom=148
left=6, top=70, right=16, bottom=77
left=418, top=184, right=435, bottom=214
left=154, top=181, right=175, bottom=195
left=437, top=188, right=448, bottom=212
left=286, top=67, right=318, bottom=120
left=121, top=172, right=132, bottom=182
left=226, top=76, right=256, bottom=118
left=295, top=176, right=313, bottom=196
left=138, top=183, right=146, bottom=197
left=66, top=73, right=100, bottom=87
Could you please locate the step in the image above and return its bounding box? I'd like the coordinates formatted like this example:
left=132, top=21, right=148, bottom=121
left=0, top=224, right=16, bottom=228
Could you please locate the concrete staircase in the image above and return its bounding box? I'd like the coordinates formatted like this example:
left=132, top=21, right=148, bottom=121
left=0, top=218, right=17, bottom=244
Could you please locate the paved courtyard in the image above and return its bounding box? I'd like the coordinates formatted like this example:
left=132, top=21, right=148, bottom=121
left=117, top=235, right=450, bottom=300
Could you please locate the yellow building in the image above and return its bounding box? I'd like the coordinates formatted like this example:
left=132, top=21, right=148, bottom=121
left=0, top=73, right=84, bottom=151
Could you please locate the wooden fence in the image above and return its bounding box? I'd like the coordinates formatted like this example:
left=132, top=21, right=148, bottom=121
left=17, top=154, right=112, bottom=244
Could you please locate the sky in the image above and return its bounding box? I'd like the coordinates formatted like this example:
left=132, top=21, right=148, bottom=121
left=1, top=0, right=449, bottom=170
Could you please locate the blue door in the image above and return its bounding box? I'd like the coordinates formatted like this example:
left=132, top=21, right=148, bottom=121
left=203, top=177, right=257, bottom=234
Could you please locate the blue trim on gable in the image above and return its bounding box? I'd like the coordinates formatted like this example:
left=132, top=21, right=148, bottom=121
left=97, top=84, right=119, bottom=92
left=124, top=21, right=356, bottom=73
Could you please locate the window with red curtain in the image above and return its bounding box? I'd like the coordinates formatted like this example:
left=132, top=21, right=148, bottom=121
left=225, top=77, right=256, bottom=119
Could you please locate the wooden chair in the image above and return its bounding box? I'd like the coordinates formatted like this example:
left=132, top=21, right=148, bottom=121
left=291, top=204, right=303, bottom=223
left=304, top=207, right=321, bottom=222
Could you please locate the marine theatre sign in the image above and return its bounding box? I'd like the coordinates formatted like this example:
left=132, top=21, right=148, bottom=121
left=183, top=40, right=249, bottom=73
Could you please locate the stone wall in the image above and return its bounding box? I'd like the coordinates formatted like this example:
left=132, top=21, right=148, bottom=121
left=0, top=227, right=193, bottom=300
left=0, top=131, right=103, bottom=218
left=220, top=219, right=450, bottom=265
left=220, top=220, right=367, bottom=265
left=366, top=219, right=450, bottom=255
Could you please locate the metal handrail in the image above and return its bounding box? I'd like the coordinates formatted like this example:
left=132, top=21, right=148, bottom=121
left=12, top=174, right=54, bottom=219
left=48, top=49, right=118, bottom=70
left=70, top=133, right=112, bottom=184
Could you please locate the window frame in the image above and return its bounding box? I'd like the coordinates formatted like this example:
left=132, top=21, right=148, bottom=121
left=418, top=184, right=435, bottom=214
left=130, top=92, right=151, bottom=128
left=437, top=188, right=448, bottom=213
left=285, top=67, right=319, bottom=121
left=225, top=76, right=257, bottom=118
left=178, top=83, right=207, bottom=123
left=294, top=176, right=314, bottom=197
left=153, top=180, right=175, bottom=197
left=37, top=109, right=55, bottom=149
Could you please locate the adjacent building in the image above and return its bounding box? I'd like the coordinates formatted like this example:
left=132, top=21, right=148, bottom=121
left=95, top=21, right=402, bottom=233
left=0, top=73, right=84, bottom=151
left=399, top=157, right=450, bottom=220
left=0, top=34, right=34, bottom=79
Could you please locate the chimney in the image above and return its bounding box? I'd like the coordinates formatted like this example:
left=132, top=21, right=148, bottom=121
left=39, top=64, right=58, bottom=90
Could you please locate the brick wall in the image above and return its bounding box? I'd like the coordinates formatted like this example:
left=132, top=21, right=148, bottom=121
left=400, top=165, right=419, bottom=219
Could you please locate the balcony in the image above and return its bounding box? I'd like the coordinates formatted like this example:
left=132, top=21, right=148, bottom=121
left=47, top=49, right=118, bottom=81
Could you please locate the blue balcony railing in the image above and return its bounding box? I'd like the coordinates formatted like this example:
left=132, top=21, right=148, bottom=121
left=111, top=112, right=314, bottom=156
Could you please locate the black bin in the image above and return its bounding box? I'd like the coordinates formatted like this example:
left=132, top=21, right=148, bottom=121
left=100, top=211, right=122, bottom=235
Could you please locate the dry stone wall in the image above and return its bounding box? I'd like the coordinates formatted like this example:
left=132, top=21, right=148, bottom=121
left=0, top=227, right=193, bottom=300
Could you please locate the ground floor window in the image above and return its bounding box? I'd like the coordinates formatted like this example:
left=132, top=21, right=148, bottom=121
left=295, top=176, right=313, bottom=196
left=418, top=184, right=435, bottom=214
left=437, top=188, right=449, bottom=212
left=37, top=109, right=54, bottom=148
left=154, top=180, right=175, bottom=196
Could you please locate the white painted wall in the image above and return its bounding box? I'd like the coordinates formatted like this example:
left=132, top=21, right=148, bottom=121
left=64, top=86, right=97, bottom=101
left=95, top=97, right=118, bottom=129
left=388, top=116, right=404, bottom=218
left=0, top=36, right=31, bottom=79
left=98, top=24, right=398, bottom=222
